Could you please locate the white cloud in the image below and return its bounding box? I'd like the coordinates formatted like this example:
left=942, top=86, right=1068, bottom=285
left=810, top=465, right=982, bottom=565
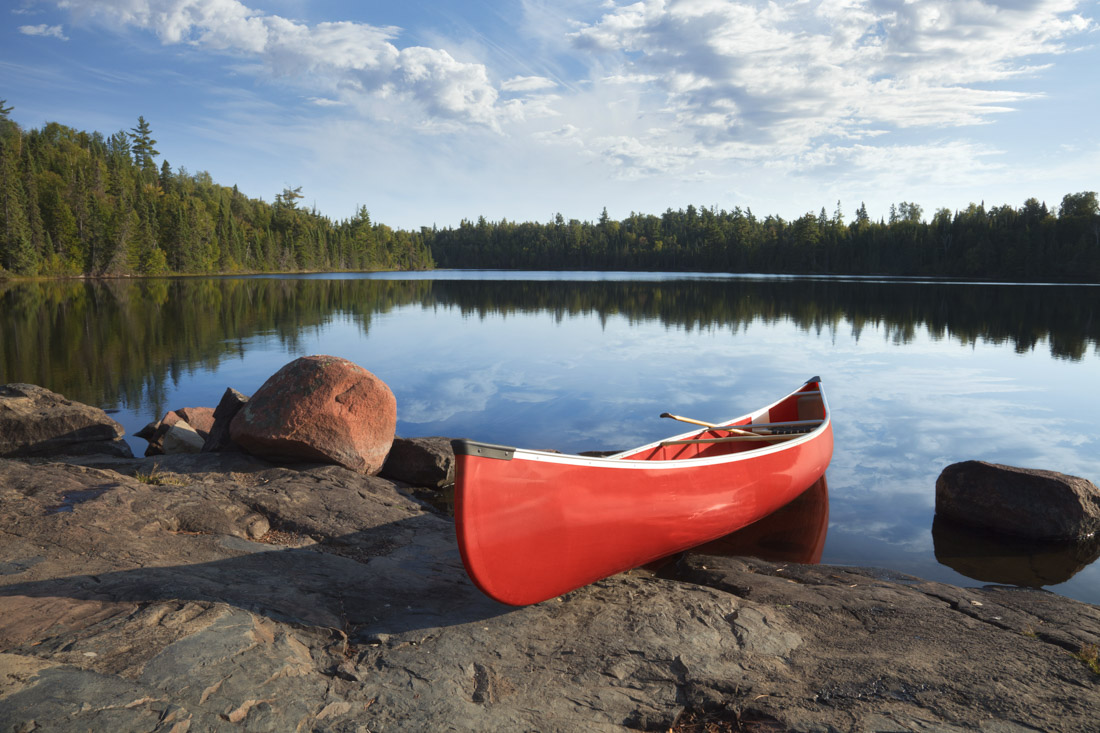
left=19, top=23, right=69, bottom=40
left=533, top=123, right=585, bottom=147
left=501, top=75, right=558, bottom=92
left=36, top=0, right=1099, bottom=218
left=568, top=0, right=1095, bottom=148
left=55, top=0, right=505, bottom=128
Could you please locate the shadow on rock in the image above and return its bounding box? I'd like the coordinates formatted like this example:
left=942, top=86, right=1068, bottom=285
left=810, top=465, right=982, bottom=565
left=0, top=515, right=513, bottom=642
left=0, top=456, right=512, bottom=646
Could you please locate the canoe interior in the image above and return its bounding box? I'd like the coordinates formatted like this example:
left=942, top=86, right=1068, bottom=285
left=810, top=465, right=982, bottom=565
left=615, top=385, right=826, bottom=462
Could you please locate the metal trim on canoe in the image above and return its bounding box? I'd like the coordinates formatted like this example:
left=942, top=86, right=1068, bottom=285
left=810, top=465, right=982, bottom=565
left=451, top=439, right=515, bottom=461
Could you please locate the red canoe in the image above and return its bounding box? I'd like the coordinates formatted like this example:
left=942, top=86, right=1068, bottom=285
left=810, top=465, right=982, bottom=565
left=452, top=377, right=834, bottom=605
left=682, top=475, right=830, bottom=565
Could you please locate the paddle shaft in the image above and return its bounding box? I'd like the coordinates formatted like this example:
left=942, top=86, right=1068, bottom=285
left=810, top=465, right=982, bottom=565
left=660, top=412, right=756, bottom=437
left=660, top=413, right=823, bottom=435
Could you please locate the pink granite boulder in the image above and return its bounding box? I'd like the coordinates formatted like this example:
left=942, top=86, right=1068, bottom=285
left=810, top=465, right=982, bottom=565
left=229, top=355, right=396, bottom=474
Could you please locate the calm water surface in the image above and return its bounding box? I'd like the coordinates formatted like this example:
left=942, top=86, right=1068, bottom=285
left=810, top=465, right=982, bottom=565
left=3, top=272, right=1099, bottom=604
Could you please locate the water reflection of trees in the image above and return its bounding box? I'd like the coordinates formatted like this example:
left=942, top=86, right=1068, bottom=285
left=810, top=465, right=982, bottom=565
left=0, top=278, right=433, bottom=412
left=427, top=279, right=1098, bottom=361
left=1, top=277, right=1096, bottom=410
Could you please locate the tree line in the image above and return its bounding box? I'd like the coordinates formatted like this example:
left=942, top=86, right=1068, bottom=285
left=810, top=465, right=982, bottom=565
left=2, top=102, right=1097, bottom=281
left=0, top=103, right=433, bottom=276
left=425, top=197, right=1100, bottom=282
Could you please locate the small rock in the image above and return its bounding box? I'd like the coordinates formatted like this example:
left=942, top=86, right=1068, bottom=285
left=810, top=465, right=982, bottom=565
left=242, top=512, right=270, bottom=540
left=380, top=437, right=455, bottom=489
left=175, top=407, right=215, bottom=437
left=143, top=411, right=183, bottom=456
left=162, top=422, right=205, bottom=454
left=135, top=421, right=158, bottom=441
left=936, top=461, right=1100, bottom=540
left=229, top=356, right=396, bottom=475
left=145, top=407, right=217, bottom=456
left=202, top=388, right=248, bottom=453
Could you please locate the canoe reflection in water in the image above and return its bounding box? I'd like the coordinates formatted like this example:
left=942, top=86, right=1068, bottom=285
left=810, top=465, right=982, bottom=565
left=648, top=476, right=829, bottom=572
left=932, top=515, right=1100, bottom=588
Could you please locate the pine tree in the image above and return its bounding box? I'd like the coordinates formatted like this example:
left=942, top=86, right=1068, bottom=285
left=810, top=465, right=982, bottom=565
left=129, top=116, right=159, bottom=173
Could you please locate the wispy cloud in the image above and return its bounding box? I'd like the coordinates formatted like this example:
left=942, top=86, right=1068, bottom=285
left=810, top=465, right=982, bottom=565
left=31, top=0, right=1099, bottom=223
left=501, top=75, right=558, bottom=92
left=19, top=23, right=69, bottom=41
left=567, top=0, right=1094, bottom=149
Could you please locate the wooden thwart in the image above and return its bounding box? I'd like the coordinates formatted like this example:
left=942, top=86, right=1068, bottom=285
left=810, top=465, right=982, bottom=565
left=714, top=419, right=823, bottom=431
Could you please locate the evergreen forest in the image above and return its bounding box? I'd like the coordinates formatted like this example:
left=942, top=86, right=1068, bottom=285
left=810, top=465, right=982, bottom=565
left=0, top=104, right=433, bottom=276
left=1, top=103, right=1098, bottom=282
left=427, top=197, right=1100, bottom=282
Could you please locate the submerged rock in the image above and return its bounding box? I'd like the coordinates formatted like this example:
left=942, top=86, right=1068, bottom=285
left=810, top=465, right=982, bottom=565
left=229, top=355, right=396, bottom=474
left=0, top=383, right=131, bottom=459
left=936, top=460, right=1100, bottom=540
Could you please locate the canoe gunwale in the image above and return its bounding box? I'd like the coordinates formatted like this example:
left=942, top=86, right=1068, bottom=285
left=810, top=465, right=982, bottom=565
left=452, top=378, right=830, bottom=471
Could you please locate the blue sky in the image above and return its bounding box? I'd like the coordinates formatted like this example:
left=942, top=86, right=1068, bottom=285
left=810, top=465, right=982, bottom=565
left=4, top=0, right=1099, bottom=229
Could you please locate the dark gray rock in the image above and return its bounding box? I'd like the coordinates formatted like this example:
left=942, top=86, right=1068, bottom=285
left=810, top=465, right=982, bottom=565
left=201, top=388, right=248, bottom=453
left=0, top=383, right=132, bottom=459
left=669, top=554, right=1100, bottom=732
left=936, top=460, right=1100, bottom=540
left=380, top=436, right=456, bottom=488
left=0, top=453, right=1097, bottom=733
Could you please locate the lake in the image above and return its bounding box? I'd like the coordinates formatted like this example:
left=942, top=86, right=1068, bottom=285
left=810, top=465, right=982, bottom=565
left=3, top=271, right=1099, bottom=604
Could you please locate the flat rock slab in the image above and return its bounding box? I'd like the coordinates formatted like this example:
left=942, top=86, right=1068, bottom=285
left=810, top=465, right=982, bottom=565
left=0, top=383, right=131, bottom=459
left=1, top=455, right=1097, bottom=732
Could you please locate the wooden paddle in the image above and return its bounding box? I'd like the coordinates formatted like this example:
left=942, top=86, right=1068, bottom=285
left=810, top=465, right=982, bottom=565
left=659, top=412, right=757, bottom=437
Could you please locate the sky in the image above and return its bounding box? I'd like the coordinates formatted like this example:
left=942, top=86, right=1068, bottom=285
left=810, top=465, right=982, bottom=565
left=4, top=0, right=1099, bottom=229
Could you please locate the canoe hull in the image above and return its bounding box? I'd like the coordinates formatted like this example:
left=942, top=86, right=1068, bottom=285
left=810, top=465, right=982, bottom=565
left=453, top=379, right=833, bottom=605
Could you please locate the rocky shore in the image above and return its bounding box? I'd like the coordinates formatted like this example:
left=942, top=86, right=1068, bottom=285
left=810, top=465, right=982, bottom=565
left=1, top=382, right=1098, bottom=731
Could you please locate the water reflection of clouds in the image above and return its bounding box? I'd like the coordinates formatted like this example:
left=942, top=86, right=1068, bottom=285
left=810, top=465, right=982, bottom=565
left=398, top=369, right=502, bottom=425
left=499, top=390, right=556, bottom=404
